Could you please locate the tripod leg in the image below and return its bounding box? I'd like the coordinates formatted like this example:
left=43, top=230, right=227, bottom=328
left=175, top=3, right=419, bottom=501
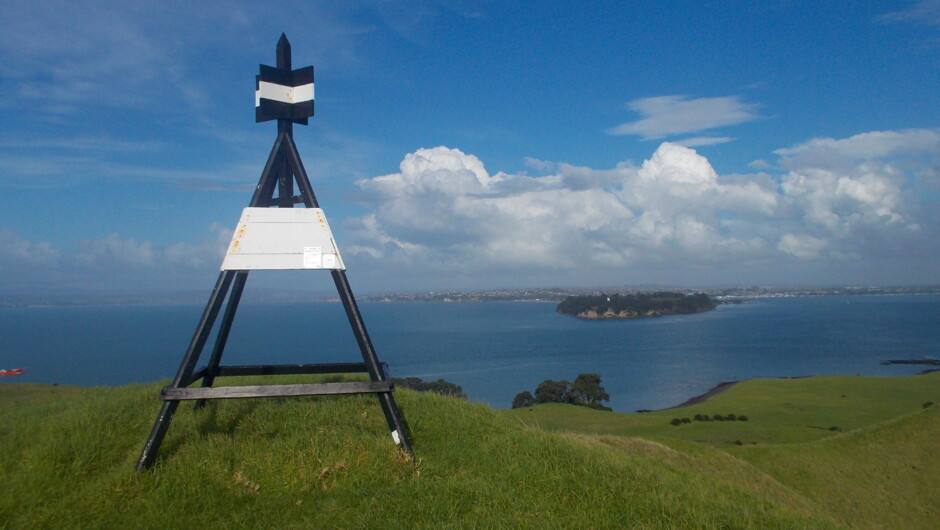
left=377, top=391, right=413, bottom=454
left=195, top=271, right=249, bottom=410
left=136, top=271, right=235, bottom=471
left=135, top=400, right=180, bottom=472
left=331, top=270, right=413, bottom=454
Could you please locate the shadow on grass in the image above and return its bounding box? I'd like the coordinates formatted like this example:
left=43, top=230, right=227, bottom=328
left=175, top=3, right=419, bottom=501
left=195, top=400, right=268, bottom=437
left=152, top=399, right=266, bottom=466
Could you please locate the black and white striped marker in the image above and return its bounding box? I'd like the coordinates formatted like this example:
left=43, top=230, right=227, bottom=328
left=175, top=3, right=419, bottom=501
left=255, top=64, right=314, bottom=124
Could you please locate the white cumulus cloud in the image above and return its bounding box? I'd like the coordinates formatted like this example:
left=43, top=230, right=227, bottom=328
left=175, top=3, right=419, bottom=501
left=776, top=130, right=936, bottom=242
left=346, top=130, right=940, bottom=287
left=348, top=144, right=780, bottom=283
left=778, top=234, right=827, bottom=259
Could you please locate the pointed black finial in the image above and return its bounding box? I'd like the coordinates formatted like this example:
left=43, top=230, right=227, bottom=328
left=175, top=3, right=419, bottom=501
left=276, top=33, right=291, bottom=70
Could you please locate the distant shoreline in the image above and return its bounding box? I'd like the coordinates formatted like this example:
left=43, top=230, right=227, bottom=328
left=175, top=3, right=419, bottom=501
left=3, top=285, right=939, bottom=308
left=642, top=364, right=939, bottom=413
left=637, top=381, right=739, bottom=413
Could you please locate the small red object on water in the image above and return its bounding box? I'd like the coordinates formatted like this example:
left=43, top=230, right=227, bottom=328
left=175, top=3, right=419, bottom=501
left=0, top=367, right=25, bottom=376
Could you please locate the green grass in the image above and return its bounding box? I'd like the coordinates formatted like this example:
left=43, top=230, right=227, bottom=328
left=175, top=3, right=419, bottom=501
left=733, top=406, right=940, bottom=529
left=502, top=373, right=940, bottom=445
left=0, top=373, right=937, bottom=528
left=502, top=372, right=940, bottom=529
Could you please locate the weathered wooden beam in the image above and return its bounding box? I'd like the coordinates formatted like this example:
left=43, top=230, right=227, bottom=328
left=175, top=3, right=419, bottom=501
left=162, top=381, right=392, bottom=401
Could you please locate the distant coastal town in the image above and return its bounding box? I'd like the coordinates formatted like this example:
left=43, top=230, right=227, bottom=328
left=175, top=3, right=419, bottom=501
left=3, top=284, right=939, bottom=308
left=356, top=285, right=940, bottom=304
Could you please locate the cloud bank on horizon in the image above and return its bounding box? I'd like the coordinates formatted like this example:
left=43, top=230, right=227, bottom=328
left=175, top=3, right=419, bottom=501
left=343, top=129, right=939, bottom=288
left=1, top=127, right=938, bottom=294
left=1, top=1, right=939, bottom=296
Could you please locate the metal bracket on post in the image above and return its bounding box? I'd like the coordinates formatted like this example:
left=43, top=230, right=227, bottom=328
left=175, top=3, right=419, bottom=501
left=136, top=34, right=412, bottom=471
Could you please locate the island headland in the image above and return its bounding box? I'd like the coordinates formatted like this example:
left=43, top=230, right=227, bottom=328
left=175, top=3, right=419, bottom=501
left=556, top=291, right=716, bottom=320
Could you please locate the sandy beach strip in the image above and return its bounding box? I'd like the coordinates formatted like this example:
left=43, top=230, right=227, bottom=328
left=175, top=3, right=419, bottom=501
left=647, top=381, right=739, bottom=412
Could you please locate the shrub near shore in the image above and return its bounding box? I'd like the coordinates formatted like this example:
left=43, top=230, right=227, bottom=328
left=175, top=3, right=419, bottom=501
left=512, top=373, right=612, bottom=411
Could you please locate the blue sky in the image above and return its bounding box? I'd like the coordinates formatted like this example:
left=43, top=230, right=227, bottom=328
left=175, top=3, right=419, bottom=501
left=1, top=1, right=939, bottom=298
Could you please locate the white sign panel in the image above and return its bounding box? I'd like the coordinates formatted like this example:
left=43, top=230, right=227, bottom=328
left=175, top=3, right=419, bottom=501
left=221, top=208, right=345, bottom=271
left=255, top=80, right=314, bottom=106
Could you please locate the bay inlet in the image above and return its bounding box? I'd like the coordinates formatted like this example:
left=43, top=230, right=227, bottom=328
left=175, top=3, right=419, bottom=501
left=1, top=294, right=937, bottom=412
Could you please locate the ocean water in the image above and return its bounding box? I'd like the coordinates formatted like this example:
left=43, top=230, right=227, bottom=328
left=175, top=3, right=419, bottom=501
left=1, top=294, right=938, bottom=412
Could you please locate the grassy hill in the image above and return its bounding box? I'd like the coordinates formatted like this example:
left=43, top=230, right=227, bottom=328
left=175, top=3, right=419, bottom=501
left=1, top=372, right=937, bottom=528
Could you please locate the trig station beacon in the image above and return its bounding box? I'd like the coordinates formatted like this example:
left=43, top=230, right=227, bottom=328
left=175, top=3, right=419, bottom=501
left=136, top=34, right=411, bottom=471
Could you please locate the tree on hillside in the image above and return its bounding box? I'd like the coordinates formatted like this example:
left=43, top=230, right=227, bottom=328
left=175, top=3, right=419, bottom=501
left=534, top=379, right=570, bottom=404
left=569, top=373, right=612, bottom=411
left=514, top=374, right=612, bottom=411
left=512, top=391, right=534, bottom=408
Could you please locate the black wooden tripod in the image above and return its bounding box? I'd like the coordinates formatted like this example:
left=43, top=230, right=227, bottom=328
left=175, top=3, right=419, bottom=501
left=136, top=35, right=411, bottom=471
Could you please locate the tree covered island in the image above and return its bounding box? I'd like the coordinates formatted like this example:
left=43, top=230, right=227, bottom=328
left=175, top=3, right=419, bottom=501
left=557, top=291, right=716, bottom=320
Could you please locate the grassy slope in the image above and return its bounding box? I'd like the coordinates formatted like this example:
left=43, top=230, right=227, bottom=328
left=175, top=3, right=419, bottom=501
left=0, top=373, right=935, bottom=528
left=734, top=407, right=939, bottom=529
left=502, top=373, right=940, bottom=444
left=502, top=372, right=940, bottom=529
left=1, top=379, right=828, bottom=529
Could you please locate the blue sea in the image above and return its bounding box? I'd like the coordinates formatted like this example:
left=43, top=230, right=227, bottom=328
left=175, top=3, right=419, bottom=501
left=2, top=294, right=938, bottom=412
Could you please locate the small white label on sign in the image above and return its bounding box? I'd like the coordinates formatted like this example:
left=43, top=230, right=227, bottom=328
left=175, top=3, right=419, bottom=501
left=322, top=254, right=337, bottom=269
left=391, top=430, right=401, bottom=445
left=303, top=246, right=322, bottom=269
